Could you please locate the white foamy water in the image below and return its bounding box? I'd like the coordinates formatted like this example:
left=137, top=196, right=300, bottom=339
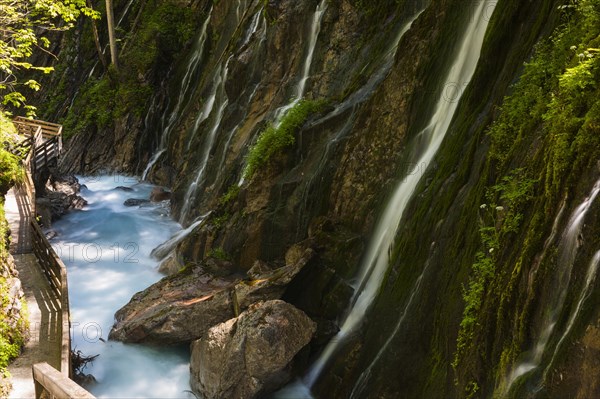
left=51, top=175, right=192, bottom=398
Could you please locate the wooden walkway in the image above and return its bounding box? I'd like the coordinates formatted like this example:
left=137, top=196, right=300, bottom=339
left=4, top=118, right=94, bottom=399
left=6, top=186, right=62, bottom=397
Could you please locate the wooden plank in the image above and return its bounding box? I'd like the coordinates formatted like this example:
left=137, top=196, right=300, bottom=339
left=32, top=363, right=95, bottom=399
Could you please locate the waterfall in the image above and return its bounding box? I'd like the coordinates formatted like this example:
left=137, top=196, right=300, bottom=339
left=142, top=9, right=213, bottom=180
left=544, top=250, right=600, bottom=378
left=179, top=57, right=231, bottom=222
left=150, top=215, right=209, bottom=260
left=303, top=0, right=496, bottom=389
left=242, top=7, right=264, bottom=46
left=349, top=262, right=431, bottom=398
left=503, top=178, right=600, bottom=394
left=117, top=0, right=135, bottom=27
left=272, top=0, right=327, bottom=124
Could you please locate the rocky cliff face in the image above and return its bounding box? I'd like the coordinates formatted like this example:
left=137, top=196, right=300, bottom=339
left=33, top=0, right=600, bottom=397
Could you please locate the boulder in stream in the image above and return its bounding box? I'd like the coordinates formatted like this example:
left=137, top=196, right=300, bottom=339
left=123, top=198, right=150, bottom=207
left=190, top=300, right=316, bottom=399
left=108, top=247, right=315, bottom=344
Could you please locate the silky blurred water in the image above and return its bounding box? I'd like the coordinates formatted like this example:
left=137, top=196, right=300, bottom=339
left=51, top=175, right=192, bottom=398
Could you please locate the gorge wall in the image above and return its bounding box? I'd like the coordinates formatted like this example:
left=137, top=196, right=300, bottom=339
left=29, top=0, right=600, bottom=397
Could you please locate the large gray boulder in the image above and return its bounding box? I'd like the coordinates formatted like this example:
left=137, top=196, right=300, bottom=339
left=190, top=300, right=316, bottom=399
left=108, top=247, right=315, bottom=344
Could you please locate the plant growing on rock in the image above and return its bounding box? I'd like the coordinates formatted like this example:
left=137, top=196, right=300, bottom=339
left=243, top=99, right=326, bottom=179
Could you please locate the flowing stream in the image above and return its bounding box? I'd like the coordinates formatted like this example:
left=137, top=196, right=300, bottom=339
left=51, top=176, right=192, bottom=398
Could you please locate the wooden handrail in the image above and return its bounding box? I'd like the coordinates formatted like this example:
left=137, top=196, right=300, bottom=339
left=14, top=116, right=62, bottom=136
left=32, top=363, right=95, bottom=399
left=30, top=221, right=72, bottom=376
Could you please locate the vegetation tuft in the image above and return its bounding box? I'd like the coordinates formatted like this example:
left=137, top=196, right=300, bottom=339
left=244, top=99, right=325, bottom=179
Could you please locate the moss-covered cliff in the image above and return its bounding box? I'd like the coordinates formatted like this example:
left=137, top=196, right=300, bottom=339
left=26, top=0, right=600, bottom=397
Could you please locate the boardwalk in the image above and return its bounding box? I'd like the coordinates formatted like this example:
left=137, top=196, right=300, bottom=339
left=4, top=118, right=93, bottom=399
left=6, top=188, right=62, bottom=398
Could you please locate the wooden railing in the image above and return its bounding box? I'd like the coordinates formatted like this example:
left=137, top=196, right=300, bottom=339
left=30, top=221, right=72, bottom=376
left=12, top=118, right=95, bottom=398
left=33, top=363, right=95, bottom=399
left=14, top=117, right=62, bottom=176
left=13, top=116, right=63, bottom=142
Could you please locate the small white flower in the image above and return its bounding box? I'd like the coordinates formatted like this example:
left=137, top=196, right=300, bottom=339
left=480, top=204, right=487, bottom=209
left=570, top=45, right=577, bottom=51
left=496, top=206, right=504, bottom=211
left=489, top=248, right=495, bottom=253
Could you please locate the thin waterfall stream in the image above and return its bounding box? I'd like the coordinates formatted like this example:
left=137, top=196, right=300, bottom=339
left=501, top=178, right=600, bottom=395
left=50, top=176, right=192, bottom=398
left=142, top=9, right=213, bottom=180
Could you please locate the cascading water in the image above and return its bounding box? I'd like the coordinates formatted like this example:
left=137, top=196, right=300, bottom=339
left=279, top=1, right=497, bottom=395
left=502, top=178, right=600, bottom=395
left=179, top=57, right=231, bottom=222
left=50, top=176, right=191, bottom=398
left=272, top=0, right=327, bottom=124
left=142, top=10, right=213, bottom=180
left=544, top=249, right=600, bottom=377
left=151, top=214, right=209, bottom=260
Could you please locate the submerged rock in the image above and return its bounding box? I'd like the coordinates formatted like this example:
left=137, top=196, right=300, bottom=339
left=190, top=300, right=316, bottom=399
left=123, top=198, right=150, bottom=207
left=108, top=248, right=314, bottom=344
left=114, top=186, right=134, bottom=192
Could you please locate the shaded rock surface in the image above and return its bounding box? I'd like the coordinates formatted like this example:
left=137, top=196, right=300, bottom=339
left=108, top=247, right=315, bottom=344
left=150, top=187, right=171, bottom=202
left=190, top=300, right=316, bottom=399
left=37, top=174, right=86, bottom=227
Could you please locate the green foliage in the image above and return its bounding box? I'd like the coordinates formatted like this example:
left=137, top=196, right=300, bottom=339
left=244, top=99, right=326, bottom=179
left=122, top=0, right=197, bottom=75
left=453, top=206, right=499, bottom=372
left=489, top=169, right=536, bottom=234
left=453, top=170, right=535, bottom=372
left=63, top=77, right=116, bottom=136
left=0, top=112, right=23, bottom=194
left=0, top=0, right=98, bottom=112
left=206, top=247, right=230, bottom=261
left=487, top=0, right=600, bottom=198
left=211, top=213, right=230, bottom=229
left=0, top=128, right=28, bottom=388
left=219, top=184, right=240, bottom=206
left=61, top=0, right=198, bottom=136
left=0, top=274, right=28, bottom=389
